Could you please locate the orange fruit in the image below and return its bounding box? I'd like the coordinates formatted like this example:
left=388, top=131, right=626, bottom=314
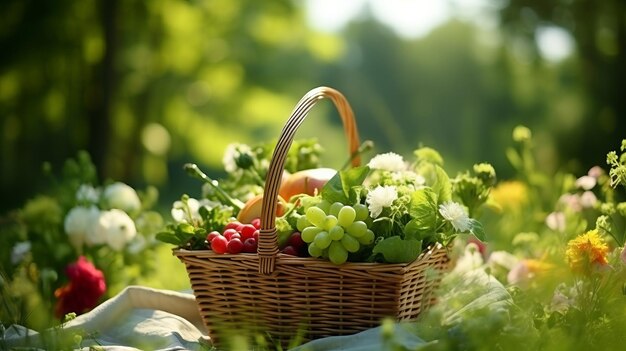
left=237, top=193, right=288, bottom=224
left=278, top=168, right=337, bottom=202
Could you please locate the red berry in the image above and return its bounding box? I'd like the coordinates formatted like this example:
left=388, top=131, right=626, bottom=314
left=281, top=245, right=298, bottom=256
left=251, top=218, right=261, bottom=229
left=243, top=238, right=257, bottom=253
left=253, top=230, right=260, bottom=242
left=230, top=232, right=241, bottom=241
left=223, top=228, right=238, bottom=240
left=206, top=231, right=221, bottom=243
left=227, top=238, right=244, bottom=254
left=211, top=236, right=228, bottom=254
left=236, top=223, right=246, bottom=232
left=288, top=232, right=305, bottom=250
left=224, top=221, right=241, bottom=231
left=240, top=224, right=256, bottom=240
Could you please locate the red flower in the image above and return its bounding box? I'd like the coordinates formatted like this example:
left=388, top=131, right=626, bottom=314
left=54, top=256, right=106, bottom=318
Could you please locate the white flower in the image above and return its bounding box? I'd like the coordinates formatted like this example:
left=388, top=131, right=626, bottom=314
left=366, top=185, right=398, bottom=218
left=64, top=206, right=101, bottom=249
left=575, top=175, right=596, bottom=190
left=413, top=174, right=426, bottom=187
left=391, top=171, right=425, bottom=187
left=103, top=182, right=141, bottom=213
left=171, top=198, right=218, bottom=223
left=76, top=184, right=100, bottom=203
left=172, top=198, right=200, bottom=223
left=452, top=243, right=484, bottom=274
left=487, top=251, right=519, bottom=271
left=93, top=209, right=137, bottom=251
left=367, top=152, right=406, bottom=172
left=222, top=143, right=252, bottom=173
left=438, top=202, right=471, bottom=232
left=548, top=286, right=573, bottom=314
left=545, top=211, right=566, bottom=232
left=126, top=234, right=146, bottom=254
left=11, top=241, right=31, bottom=265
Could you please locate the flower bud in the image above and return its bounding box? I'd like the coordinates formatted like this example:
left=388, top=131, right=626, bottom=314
left=512, top=125, right=531, bottom=142
left=473, top=163, right=496, bottom=186
left=235, top=151, right=254, bottom=170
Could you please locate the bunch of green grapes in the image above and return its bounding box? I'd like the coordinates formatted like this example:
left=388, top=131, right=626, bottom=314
left=297, top=200, right=375, bottom=264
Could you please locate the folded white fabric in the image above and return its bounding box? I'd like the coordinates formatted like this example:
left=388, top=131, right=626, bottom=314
left=4, top=286, right=209, bottom=351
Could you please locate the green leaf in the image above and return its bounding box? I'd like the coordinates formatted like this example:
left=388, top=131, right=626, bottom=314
left=404, top=219, right=435, bottom=241
left=156, top=231, right=182, bottom=246
left=372, top=236, right=422, bottom=263
left=322, top=166, right=370, bottom=204
left=505, top=147, right=522, bottom=170
left=431, top=165, right=452, bottom=204
left=179, top=223, right=195, bottom=234
left=469, top=219, right=486, bottom=241
left=436, top=269, right=512, bottom=326
left=408, top=187, right=438, bottom=238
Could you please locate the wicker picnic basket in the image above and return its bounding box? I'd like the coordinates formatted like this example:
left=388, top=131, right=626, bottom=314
left=174, top=87, right=450, bottom=344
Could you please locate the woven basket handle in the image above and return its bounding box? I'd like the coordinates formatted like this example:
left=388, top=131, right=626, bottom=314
left=258, top=87, right=361, bottom=274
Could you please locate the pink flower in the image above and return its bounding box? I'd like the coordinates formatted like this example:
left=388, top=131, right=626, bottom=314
left=507, top=259, right=552, bottom=288
left=580, top=191, right=597, bottom=208
left=55, top=256, right=106, bottom=318
left=546, top=212, right=566, bottom=232
left=559, top=194, right=582, bottom=212
left=587, top=166, right=604, bottom=179
left=575, top=176, right=596, bottom=190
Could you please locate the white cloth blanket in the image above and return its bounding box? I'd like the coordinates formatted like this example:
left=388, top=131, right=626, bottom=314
left=3, top=285, right=429, bottom=351
left=4, top=286, right=209, bottom=350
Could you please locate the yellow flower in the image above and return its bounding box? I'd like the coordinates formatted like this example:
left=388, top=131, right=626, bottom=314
left=490, top=181, right=528, bottom=212
left=565, top=229, right=609, bottom=272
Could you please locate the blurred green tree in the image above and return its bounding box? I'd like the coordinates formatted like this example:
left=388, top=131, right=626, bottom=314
left=0, top=0, right=345, bottom=212
left=496, top=0, right=626, bottom=169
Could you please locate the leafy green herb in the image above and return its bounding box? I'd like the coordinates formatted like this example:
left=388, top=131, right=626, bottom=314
left=321, top=166, right=370, bottom=204
left=372, top=236, right=423, bottom=263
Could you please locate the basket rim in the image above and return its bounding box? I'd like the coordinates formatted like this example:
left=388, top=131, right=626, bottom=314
left=173, top=243, right=447, bottom=270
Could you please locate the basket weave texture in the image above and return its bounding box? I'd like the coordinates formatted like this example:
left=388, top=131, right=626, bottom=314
left=175, top=87, right=451, bottom=343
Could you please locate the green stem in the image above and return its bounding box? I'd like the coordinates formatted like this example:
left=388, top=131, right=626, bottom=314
left=602, top=225, right=623, bottom=247
left=341, top=140, right=374, bottom=171
left=184, top=163, right=244, bottom=212
left=248, top=166, right=266, bottom=187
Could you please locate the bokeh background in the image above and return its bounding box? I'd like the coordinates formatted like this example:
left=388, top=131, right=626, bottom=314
left=1, top=0, right=624, bottom=213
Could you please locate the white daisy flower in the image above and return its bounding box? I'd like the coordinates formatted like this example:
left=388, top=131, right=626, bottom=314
left=65, top=206, right=101, bottom=249
left=438, top=201, right=471, bottom=232
left=368, top=152, right=406, bottom=172
left=93, top=209, right=137, bottom=251
left=366, top=185, right=398, bottom=218
left=104, top=182, right=141, bottom=213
